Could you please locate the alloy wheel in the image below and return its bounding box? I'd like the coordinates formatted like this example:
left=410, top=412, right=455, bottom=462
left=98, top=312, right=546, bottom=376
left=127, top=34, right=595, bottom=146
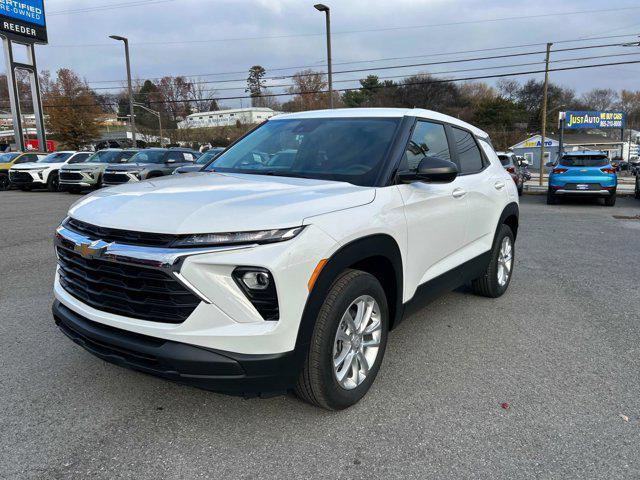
left=332, top=295, right=382, bottom=390
left=497, top=236, right=513, bottom=287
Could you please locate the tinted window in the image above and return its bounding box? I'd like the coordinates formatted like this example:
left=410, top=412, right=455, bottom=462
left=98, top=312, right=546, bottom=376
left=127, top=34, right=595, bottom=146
left=130, top=150, right=166, bottom=164
left=560, top=155, right=608, bottom=167
left=206, top=118, right=400, bottom=187
left=401, top=121, right=451, bottom=171
left=451, top=127, right=484, bottom=174
left=497, top=155, right=512, bottom=167
left=38, top=152, right=74, bottom=164
left=68, top=153, right=91, bottom=164
left=0, top=152, right=19, bottom=162
left=18, top=154, right=39, bottom=163
left=196, top=148, right=224, bottom=165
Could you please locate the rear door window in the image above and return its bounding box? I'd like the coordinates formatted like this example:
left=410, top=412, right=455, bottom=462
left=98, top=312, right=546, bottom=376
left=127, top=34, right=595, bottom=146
left=451, top=127, right=484, bottom=174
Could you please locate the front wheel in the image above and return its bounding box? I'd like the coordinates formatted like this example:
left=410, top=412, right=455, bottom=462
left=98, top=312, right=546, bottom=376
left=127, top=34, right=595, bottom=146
left=471, top=224, right=515, bottom=298
left=47, top=172, right=59, bottom=192
left=295, top=270, right=388, bottom=410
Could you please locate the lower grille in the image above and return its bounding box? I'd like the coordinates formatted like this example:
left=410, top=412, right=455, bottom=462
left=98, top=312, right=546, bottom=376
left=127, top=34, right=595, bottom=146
left=103, top=172, right=130, bottom=184
left=9, top=171, right=33, bottom=183
left=57, top=246, right=201, bottom=323
left=60, top=171, right=83, bottom=181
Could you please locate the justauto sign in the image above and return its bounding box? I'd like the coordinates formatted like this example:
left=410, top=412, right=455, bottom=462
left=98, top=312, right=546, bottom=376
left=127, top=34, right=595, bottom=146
left=564, top=111, right=625, bottom=130
left=0, top=0, right=47, bottom=44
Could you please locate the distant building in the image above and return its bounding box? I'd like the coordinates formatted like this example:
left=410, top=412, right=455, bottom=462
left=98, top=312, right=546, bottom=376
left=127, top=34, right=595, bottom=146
left=177, top=107, right=281, bottom=129
left=509, top=132, right=638, bottom=170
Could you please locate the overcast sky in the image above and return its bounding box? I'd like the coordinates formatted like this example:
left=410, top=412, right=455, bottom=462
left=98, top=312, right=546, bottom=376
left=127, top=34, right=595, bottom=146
left=18, top=0, right=640, bottom=107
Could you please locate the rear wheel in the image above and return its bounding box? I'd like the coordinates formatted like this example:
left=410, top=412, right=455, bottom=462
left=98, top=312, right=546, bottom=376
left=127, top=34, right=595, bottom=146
left=0, top=174, right=9, bottom=191
left=47, top=172, right=59, bottom=192
left=471, top=224, right=515, bottom=298
left=295, top=269, right=388, bottom=410
left=604, top=193, right=616, bottom=207
left=546, top=188, right=557, bottom=205
left=635, top=176, right=640, bottom=199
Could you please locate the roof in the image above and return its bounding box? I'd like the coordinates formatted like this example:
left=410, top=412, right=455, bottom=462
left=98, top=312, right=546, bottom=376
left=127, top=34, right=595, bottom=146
left=272, top=108, right=489, bottom=138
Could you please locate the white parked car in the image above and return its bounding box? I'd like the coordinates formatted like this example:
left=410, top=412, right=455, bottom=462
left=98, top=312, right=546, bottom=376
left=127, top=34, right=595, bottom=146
left=52, top=108, right=519, bottom=410
left=10, top=151, right=92, bottom=191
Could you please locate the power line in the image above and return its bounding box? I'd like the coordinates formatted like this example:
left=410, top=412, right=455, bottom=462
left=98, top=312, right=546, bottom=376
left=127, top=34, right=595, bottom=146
left=48, top=0, right=176, bottom=16
left=37, top=59, right=640, bottom=109
left=46, top=6, right=640, bottom=47
left=83, top=34, right=640, bottom=85
left=89, top=51, right=640, bottom=94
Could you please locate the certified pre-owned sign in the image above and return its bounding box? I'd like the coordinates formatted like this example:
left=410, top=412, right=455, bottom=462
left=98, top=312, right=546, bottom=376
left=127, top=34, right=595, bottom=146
left=0, top=0, right=47, bottom=44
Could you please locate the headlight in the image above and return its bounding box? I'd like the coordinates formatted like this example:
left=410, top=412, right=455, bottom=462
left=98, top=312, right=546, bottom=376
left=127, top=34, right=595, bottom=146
left=171, top=226, right=305, bottom=248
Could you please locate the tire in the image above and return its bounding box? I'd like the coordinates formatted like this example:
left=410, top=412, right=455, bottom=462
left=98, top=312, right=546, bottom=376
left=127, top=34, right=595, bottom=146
left=546, top=188, right=557, bottom=205
left=471, top=224, right=515, bottom=298
left=295, top=269, right=389, bottom=410
left=47, top=172, right=60, bottom=192
left=604, top=193, right=616, bottom=207
left=635, top=177, right=640, bottom=200
left=517, top=180, right=524, bottom=197
left=0, top=174, right=9, bottom=191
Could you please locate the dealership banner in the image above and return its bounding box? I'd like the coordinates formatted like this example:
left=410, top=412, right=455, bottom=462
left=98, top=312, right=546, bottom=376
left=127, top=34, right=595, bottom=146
left=563, top=111, right=625, bottom=130
left=0, top=0, right=47, bottom=44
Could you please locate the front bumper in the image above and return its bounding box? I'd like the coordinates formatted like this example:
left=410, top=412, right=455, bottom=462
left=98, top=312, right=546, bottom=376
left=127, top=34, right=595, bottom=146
left=9, top=170, right=46, bottom=186
left=60, top=170, right=100, bottom=188
left=53, top=301, right=301, bottom=396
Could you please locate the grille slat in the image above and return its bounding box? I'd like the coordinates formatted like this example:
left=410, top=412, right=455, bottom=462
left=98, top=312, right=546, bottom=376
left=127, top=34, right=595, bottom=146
left=65, top=218, right=176, bottom=248
left=60, top=171, right=83, bottom=181
left=57, top=247, right=200, bottom=323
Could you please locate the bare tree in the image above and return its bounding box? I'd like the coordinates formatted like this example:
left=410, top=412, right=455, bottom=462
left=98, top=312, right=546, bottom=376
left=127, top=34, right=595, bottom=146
left=188, top=78, right=218, bottom=112
left=581, top=88, right=619, bottom=111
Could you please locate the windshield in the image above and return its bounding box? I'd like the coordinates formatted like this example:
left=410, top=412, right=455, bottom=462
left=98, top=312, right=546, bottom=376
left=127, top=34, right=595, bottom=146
left=205, top=118, right=400, bottom=186
left=197, top=148, right=224, bottom=165
left=37, top=152, right=73, bottom=164
left=86, top=150, right=136, bottom=164
left=560, top=155, right=609, bottom=167
left=129, top=150, right=166, bottom=164
left=0, top=152, right=19, bottom=163
left=497, top=155, right=512, bottom=167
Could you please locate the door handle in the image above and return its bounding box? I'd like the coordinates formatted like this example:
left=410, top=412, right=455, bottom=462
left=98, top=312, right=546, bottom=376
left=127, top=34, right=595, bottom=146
left=452, top=188, right=467, bottom=199
left=494, top=181, right=505, bottom=190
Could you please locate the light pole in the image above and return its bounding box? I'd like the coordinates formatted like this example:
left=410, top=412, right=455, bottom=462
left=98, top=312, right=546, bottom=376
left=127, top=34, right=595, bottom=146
left=314, top=4, right=333, bottom=109
left=133, top=103, right=164, bottom=147
left=110, top=35, right=137, bottom=147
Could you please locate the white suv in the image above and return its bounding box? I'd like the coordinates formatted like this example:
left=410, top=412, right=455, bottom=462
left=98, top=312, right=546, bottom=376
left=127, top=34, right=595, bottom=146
left=52, top=108, right=518, bottom=410
left=10, top=151, right=92, bottom=191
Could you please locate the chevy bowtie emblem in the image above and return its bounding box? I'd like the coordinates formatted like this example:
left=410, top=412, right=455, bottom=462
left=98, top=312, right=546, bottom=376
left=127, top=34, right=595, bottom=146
left=74, top=239, right=110, bottom=259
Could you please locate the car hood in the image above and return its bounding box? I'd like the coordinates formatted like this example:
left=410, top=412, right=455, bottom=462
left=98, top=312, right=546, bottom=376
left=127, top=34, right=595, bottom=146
left=105, top=163, right=153, bottom=171
left=68, top=172, right=376, bottom=234
left=62, top=162, right=110, bottom=171
left=11, top=162, right=60, bottom=170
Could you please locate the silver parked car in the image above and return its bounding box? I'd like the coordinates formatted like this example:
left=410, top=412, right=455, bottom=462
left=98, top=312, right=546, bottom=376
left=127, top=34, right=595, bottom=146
left=59, top=149, right=139, bottom=193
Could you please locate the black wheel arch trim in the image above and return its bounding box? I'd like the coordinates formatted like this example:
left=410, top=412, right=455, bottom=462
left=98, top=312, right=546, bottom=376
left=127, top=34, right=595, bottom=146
left=294, top=234, right=404, bottom=355
left=498, top=202, right=519, bottom=240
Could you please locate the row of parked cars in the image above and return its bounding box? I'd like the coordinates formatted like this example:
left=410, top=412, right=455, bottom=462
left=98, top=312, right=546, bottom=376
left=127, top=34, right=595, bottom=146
left=0, top=146, right=225, bottom=193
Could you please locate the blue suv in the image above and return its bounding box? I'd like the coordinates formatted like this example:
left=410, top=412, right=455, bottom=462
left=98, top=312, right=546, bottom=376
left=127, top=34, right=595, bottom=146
left=547, top=151, right=617, bottom=206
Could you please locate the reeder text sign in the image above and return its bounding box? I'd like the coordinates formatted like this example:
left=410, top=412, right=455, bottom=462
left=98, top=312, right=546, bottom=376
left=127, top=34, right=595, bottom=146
left=0, top=0, right=47, bottom=44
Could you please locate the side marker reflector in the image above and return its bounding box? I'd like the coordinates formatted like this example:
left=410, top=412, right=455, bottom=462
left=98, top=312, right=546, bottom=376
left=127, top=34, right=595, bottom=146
left=308, top=259, right=327, bottom=292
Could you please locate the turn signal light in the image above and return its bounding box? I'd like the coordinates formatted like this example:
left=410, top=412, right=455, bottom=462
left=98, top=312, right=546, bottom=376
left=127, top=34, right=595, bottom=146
left=600, top=167, right=616, bottom=174
left=552, top=168, right=568, bottom=174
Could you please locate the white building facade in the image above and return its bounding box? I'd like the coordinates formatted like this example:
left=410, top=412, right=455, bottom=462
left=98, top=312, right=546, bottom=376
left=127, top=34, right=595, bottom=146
left=178, top=108, right=282, bottom=129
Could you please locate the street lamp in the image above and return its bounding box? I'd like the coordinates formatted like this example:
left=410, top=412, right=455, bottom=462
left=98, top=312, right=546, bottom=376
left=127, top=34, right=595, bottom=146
left=314, top=4, right=333, bottom=109
left=109, top=35, right=137, bottom=147
left=133, top=103, right=164, bottom=147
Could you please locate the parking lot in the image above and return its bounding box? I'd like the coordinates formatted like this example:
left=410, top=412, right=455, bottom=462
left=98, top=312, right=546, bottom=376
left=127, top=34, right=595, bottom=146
left=1, top=191, right=639, bottom=479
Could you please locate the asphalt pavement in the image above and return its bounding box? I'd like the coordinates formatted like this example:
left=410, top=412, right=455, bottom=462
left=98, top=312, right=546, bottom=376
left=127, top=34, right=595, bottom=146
left=1, top=191, right=639, bottom=479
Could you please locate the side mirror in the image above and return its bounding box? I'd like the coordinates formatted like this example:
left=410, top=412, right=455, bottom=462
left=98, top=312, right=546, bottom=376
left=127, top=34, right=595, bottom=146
left=398, top=156, right=458, bottom=183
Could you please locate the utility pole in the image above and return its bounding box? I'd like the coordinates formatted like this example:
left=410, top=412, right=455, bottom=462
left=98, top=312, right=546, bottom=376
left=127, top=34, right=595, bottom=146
left=133, top=103, right=163, bottom=147
left=110, top=35, right=137, bottom=147
left=314, top=4, right=333, bottom=109
left=539, top=42, right=553, bottom=186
